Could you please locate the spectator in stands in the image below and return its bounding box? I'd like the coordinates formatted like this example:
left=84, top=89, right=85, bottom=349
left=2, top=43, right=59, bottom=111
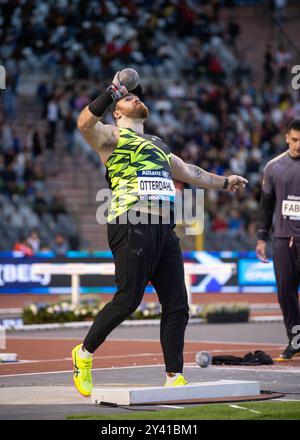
left=263, top=44, right=275, bottom=85
left=274, top=0, right=287, bottom=23
left=36, top=81, right=50, bottom=118
left=39, top=243, right=52, bottom=254
left=73, top=86, right=90, bottom=112
left=228, top=210, right=243, bottom=234
left=33, top=190, right=48, bottom=217
left=27, top=230, right=41, bottom=253
left=226, top=16, right=241, bottom=47
left=63, top=111, right=77, bottom=154
left=13, top=236, right=34, bottom=256
left=0, top=120, right=14, bottom=151
left=2, top=162, right=17, bottom=195
left=212, top=214, right=228, bottom=232
left=46, top=95, right=60, bottom=150
left=25, top=124, right=43, bottom=158
left=23, top=161, right=39, bottom=185
left=52, top=232, right=70, bottom=255
left=50, top=193, right=68, bottom=220
left=2, top=74, right=17, bottom=121
left=275, top=43, right=292, bottom=85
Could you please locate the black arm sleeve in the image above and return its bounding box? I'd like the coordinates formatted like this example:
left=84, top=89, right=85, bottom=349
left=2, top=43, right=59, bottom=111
left=88, top=90, right=114, bottom=117
left=256, top=191, right=276, bottom=241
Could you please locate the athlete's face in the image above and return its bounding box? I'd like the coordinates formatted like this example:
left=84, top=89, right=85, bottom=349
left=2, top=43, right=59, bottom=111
left=113, top=94, right=149, bottom=121
left=286, top=129, right=300, bottom=158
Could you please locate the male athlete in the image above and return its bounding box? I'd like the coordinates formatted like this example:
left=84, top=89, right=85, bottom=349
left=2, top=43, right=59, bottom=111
left=72, top=72, right=247, bottom=396
left=256, top=119, right=300, bottom=361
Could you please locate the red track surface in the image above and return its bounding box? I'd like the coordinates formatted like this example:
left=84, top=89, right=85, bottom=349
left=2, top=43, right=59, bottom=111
left=0, top=293, right=291, bottom=308
left=1, top=338, right=299, bottom=376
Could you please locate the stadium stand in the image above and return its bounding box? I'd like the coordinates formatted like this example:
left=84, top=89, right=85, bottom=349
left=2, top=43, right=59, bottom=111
left=1, top=0, right=300, bottom=252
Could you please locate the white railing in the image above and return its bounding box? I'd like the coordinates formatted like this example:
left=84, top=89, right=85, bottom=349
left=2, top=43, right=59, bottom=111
left=32, top=262, right=237, bottom=306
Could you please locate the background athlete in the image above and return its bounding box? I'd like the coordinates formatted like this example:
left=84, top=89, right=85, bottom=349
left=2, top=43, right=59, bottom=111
left=72, top=71, right=248, bottom=397
left=256, top=119, right=300, bottom=362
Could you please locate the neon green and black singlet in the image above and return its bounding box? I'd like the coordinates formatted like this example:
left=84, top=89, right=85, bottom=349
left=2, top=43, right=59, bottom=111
left=105, top=128, right=176, bottom=222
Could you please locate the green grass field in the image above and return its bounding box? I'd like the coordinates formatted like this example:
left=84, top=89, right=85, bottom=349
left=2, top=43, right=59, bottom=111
left=67, top=401, right=300, bottom=420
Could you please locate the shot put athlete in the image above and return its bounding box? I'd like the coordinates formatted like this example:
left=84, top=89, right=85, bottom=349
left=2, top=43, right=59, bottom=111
left=72, top=71, right=248, bottom=397
left=256, top=119, right=300, bottom=361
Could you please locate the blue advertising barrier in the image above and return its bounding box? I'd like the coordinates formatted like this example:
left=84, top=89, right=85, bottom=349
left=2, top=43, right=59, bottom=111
left=238, top=260, right=276, bottom=286
left=0, top=251, right=280, bottom=295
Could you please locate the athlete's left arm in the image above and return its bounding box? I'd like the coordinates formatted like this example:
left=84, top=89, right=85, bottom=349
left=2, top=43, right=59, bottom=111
left=169, top=153, right=248, bottom=191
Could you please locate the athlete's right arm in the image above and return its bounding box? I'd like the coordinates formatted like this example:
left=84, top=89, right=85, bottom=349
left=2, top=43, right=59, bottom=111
left=77, top=72, right=128, bottom=152
left=77, top=107, right=116, bottom=152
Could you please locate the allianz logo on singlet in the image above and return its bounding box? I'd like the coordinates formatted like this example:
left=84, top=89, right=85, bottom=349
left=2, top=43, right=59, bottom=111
left=139, top=170, right=170, bottom=178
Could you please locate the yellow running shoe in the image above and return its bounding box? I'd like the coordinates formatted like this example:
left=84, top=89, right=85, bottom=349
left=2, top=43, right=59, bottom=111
left=72, top=344, right=93, bottom=397
left=164, top=374, right=188, bottom=387
left=274, top=344, right=300, bottom=362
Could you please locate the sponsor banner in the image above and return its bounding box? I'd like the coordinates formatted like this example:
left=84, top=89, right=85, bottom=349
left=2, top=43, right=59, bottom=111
left=238, top=259, right=276, bottom=285
left=0, top=255, right=115, bottom=294
left=0, top=251, right=291, bottom=294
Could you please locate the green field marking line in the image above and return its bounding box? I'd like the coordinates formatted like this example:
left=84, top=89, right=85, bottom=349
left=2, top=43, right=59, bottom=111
left=159, top=405, right=185, bottom=410
left=228, top=404, right=261, bottom=414
left=67, top=401, right=300, bottom=420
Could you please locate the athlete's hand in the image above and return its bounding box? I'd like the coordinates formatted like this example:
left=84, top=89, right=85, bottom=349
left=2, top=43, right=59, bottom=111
left=108, top=71, right=129, bottom=102
left=227, top=175, right=248, bottom=192
left=256, top=240, right=269, bottom=263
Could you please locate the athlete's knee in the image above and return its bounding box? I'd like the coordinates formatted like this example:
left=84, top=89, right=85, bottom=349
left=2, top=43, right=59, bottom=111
left=162, top=303, right=189, bottom=319
left=111, top=295, right=140, bottom=318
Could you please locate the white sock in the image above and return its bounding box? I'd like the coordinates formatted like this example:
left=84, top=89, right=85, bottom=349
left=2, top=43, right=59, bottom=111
left=78, top=346, right=93, bottom=359
left=166, top=373, right=181, bottom=383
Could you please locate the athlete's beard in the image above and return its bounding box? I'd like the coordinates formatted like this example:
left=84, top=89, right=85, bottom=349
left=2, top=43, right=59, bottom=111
left=123, top=102, right=149, bottom=120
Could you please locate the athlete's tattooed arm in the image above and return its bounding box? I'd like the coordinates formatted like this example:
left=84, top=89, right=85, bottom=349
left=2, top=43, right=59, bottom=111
left=170, top=154, right=248, bottom=191
left=193, top=166, right=217, bottom=187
